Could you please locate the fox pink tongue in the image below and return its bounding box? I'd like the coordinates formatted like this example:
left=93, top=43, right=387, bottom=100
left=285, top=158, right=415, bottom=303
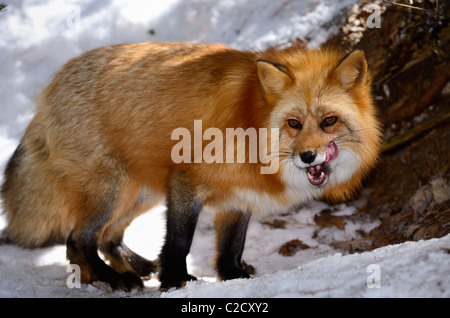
left=326, top=141, right=338, bottom=162
left=307, top=142, right=338, bottom=185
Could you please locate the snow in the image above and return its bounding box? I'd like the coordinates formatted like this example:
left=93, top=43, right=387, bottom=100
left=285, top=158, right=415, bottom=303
left=0, top=0, right=449, bottom=298
left=164, top=235, right=450, bottom=298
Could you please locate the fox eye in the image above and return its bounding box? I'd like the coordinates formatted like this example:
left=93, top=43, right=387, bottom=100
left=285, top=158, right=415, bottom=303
left=287, top=119, right=302, bottom=130
left=321, top=116, right=338, bottom=128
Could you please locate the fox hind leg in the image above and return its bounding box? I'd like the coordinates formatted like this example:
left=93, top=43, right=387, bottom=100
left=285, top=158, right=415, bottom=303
left=99, top=185, right=162, bottom=278
left=67, top=231, right=143, bottom=291
left=100, top=234, right=157, bottom=278
left=66, top=187, right=143, bottom=291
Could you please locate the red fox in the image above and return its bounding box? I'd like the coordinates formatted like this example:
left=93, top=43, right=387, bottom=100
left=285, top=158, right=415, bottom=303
left=1, top=42, right=381, bottom=290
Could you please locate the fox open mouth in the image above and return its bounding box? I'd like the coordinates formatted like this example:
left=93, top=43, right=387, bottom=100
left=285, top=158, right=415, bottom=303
left=306, top=142, right=339, bottom=186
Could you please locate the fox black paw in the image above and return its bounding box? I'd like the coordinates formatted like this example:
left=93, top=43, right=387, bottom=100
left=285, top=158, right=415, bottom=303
left=218, top=266, right=250, bottom=281
left=107, top=272, right=144, bottom=292
left=159, top=273, right=197, bottom=290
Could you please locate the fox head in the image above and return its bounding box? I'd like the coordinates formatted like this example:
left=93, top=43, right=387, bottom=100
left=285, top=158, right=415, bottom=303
left=256, top=47, right=382, bottom=201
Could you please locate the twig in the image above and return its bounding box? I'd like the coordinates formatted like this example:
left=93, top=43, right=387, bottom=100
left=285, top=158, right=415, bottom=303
left=383, top=0, right=446, bottom=17
left=382, top=107, right=450, bottom=153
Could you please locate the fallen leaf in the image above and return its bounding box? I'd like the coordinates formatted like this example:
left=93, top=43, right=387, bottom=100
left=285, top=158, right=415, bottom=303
left=278, top=239, right=310, bottom=256
left=262, top=219, right=286, bottom=229
left=241, top=260, right=256, bottom=275
left=331, top=237, right=375, bottom=253
left=430, top=177, right=450, bottom=205
left=409, top=184, right=432, bottom=215
left=314, top=209, right=345, bottom=230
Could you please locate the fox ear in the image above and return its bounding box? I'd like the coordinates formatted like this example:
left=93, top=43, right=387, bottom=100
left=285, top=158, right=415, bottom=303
left=256, top=60, right=292, bottom=102
left=334, top=50, right=367, bottom=89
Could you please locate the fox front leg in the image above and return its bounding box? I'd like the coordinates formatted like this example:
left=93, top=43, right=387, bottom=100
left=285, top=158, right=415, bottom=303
left=215, top=211, right=251, bottom=281
left=158, top=173, right=204, bottom=290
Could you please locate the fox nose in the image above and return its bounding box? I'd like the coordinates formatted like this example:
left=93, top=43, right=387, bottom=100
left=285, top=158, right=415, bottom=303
left=300, top=151, right=316, bottom=164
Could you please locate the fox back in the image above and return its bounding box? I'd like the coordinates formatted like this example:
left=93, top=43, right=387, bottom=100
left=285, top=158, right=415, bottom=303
left=1, top=42, right=381, bottom=290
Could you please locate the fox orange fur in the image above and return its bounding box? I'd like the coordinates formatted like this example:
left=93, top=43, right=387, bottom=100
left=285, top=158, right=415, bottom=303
left=1, top=42, right=381, bottom=290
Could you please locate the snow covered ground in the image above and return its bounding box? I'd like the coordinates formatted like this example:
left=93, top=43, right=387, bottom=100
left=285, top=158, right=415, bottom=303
left=0, top=0, right=449, bottom=298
